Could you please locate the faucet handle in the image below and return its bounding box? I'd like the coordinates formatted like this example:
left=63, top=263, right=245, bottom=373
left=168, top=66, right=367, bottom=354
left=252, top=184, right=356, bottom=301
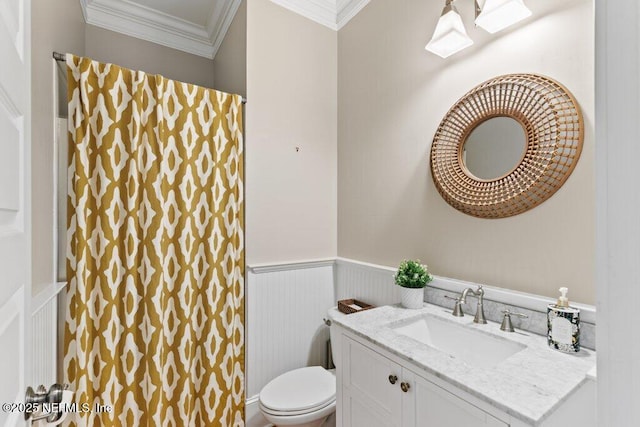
left=502, top=309, right=528, bottom=318
left=444, top=295, right=464, bottom=317
left=500, top=310, right=528, bottom=332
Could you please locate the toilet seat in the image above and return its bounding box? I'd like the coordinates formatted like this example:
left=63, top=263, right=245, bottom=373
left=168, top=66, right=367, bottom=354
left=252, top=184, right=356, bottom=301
left=259, top=366, right=336, bottom=416
left=260, top=398, right=335, bottom=417
left=260, top=400, right=336, bottom=427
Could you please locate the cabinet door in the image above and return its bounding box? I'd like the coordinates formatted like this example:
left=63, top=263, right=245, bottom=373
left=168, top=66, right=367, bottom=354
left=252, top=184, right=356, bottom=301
left=343, top=389, right=398, bottom=427
left=342, top=336, right=402, bottom=427
left=406, top=370, right=508, bottom=427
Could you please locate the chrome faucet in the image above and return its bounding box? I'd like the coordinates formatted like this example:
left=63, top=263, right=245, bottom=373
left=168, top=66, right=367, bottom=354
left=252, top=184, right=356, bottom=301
left=445, top=285, right=487, bottom=324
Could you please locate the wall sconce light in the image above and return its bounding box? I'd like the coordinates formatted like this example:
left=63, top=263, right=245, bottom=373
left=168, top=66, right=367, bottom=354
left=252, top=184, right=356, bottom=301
left=475, top=0, right=532, bottom=34
left=425, top=0, right=473, bottom=59
left=426, top=0, right=532, bottom=58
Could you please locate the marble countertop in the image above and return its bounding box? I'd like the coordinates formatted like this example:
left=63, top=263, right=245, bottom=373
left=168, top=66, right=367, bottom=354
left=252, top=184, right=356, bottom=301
left=328, top=303, right=596, bottom=426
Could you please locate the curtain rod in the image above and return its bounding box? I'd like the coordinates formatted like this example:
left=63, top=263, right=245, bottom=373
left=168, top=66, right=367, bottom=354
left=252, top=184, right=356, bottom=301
left=52, top=51, right=247, bottom=105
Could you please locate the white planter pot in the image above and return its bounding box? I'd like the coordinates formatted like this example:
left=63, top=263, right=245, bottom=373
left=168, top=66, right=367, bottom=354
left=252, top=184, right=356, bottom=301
left=400, top=287, right=425, bottom=309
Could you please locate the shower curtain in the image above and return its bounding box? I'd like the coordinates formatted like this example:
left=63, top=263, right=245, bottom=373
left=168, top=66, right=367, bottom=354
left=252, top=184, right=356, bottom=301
left=63, top=54, right=245, bottom=426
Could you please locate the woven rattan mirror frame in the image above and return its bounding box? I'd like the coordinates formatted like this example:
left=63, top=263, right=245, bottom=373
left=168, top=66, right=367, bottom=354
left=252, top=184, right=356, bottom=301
left=430, top=74, right=584, bottom=219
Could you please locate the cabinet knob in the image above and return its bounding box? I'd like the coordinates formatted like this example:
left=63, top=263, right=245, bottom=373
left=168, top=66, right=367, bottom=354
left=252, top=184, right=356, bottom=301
left=400, top=382, right=411, bottom=393
left=388, top=374, right=398, bottom=385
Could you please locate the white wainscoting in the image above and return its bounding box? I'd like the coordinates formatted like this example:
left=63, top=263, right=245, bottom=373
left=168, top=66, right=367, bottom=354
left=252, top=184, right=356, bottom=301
left=246, top=260, right=335, bottom=427
left=31, top=283, right=65, bottom=388
left=335, top=258, right=399, bottom=306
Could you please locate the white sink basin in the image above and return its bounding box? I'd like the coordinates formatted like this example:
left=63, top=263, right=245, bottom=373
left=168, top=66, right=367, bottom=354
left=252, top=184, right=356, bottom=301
left=390, top=315, right=525, bottom=369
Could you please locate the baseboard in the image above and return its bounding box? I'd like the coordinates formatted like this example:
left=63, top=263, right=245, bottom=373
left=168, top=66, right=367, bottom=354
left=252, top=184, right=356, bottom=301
left=245, top=395, right=270, bottom=427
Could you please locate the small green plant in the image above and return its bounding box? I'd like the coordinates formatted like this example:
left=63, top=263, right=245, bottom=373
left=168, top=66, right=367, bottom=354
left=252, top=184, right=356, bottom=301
left=394, top=260, right=433, bottom=289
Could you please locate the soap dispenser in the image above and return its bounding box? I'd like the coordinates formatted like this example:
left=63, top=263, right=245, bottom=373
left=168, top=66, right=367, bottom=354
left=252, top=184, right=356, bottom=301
left=547, top=287, right=580, bottom=353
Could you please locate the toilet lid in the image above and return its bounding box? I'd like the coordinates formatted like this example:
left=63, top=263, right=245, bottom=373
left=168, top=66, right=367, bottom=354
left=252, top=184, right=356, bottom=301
left=259, top=366, right=336, bottom=413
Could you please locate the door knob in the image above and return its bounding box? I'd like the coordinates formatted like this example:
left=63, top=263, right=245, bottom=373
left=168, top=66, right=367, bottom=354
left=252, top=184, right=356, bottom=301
left=388, top=374, right=398, bottom=385
left=400, top=382, right=411, bottom=393
left=24, top=383, right=71, bottom=422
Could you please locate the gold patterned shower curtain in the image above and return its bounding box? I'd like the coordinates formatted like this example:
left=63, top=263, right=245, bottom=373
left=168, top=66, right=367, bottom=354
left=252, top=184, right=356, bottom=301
left=63, top=54, right=245, bottom=426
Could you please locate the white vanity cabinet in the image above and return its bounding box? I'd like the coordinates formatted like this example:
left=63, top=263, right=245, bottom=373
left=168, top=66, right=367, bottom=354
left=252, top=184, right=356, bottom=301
left=331, top=305, right=597, bottom=427
left=340, top=334, right=508, bottom=427
left=341, top=333, right=401, bottom=427
left=403, top=371, right=506, bottom=427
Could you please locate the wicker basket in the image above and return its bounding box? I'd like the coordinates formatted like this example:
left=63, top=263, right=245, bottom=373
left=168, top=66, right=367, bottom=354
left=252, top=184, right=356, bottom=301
left=338, top=299, right=375, bottom=315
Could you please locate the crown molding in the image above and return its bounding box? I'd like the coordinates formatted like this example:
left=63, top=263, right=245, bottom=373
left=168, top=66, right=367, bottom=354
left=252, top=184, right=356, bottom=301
left=207, top=0, right=242, bottom=59
left=269, top=0, right=370, bottom=31
left=80, top=0, right=242, bottom=59
left=336, top=0, right=370, bottom=29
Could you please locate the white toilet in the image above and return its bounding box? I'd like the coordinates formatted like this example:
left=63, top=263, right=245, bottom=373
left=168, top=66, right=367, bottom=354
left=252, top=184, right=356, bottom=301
left=258, top=321, right=339, bottom=427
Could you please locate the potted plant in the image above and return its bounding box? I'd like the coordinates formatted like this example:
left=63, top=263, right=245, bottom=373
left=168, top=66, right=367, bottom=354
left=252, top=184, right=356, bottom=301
left=394, top=260, right=433, bottom=309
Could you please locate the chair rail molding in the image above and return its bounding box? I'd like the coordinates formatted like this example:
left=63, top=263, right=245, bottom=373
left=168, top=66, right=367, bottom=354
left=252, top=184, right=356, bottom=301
left=247, top=258, right=336, bottom=274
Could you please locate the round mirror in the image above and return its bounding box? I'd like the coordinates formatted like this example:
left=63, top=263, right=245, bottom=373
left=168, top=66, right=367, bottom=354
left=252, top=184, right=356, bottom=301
left=430, top=74, right=583, bottom=218
left=461, top=117, right=527, bottom=181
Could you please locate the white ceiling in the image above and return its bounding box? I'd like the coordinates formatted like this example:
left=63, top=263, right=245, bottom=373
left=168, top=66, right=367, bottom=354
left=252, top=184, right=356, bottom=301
left=80, top=0, right=370, bottom=59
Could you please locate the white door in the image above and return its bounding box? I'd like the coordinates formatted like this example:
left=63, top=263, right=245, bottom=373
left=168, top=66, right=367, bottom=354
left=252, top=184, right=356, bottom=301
left=0, top=0, right=31, bottom=425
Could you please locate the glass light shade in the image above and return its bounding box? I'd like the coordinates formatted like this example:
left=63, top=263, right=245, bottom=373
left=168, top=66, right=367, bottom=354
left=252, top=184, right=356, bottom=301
left=425, top=4, right=473, bottom=59
left=475, top=0, right=532, bottom=34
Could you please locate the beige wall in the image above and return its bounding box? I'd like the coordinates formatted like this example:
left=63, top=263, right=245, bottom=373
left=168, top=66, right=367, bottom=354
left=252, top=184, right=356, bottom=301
left=85, top=25, right=215, bottom=88
left=31, top=0, right=85, bottom=295
left=245, top=1, right=338, bottom=265
left=337, top=0, right=595, bottom=304
left=214, top=0, right=246, bottom=96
